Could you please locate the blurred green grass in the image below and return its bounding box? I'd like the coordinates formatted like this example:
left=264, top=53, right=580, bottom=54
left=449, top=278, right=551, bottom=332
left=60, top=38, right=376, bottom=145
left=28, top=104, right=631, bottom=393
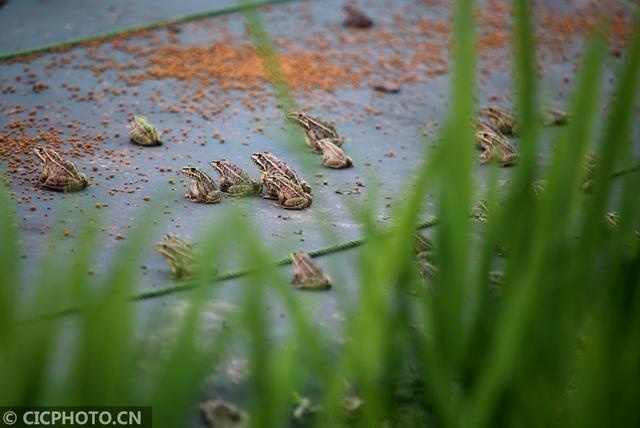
left=1, top=1, right=640, bottom=427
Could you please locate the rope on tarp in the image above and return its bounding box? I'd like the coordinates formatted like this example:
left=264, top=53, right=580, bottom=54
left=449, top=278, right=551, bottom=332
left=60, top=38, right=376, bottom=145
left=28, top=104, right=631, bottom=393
left=131, top=216, right=441, bottom=302
left=28, top=217, right=439, bottom=319
left=0, top=0, right=301, bottom=61
left=107, top=162, right=640, bottom=303
left=611, top=162, right=640, bottom=178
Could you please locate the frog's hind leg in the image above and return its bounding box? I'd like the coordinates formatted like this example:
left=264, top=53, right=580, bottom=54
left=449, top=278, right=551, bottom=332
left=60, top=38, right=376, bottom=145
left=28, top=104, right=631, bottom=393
left=304, top=133, right=322, bottom=152
left=262, top=191, right=278, bottom=200
left=280, top=196, right=312, bottom=210
left=501, top=152, right=518, bottom=167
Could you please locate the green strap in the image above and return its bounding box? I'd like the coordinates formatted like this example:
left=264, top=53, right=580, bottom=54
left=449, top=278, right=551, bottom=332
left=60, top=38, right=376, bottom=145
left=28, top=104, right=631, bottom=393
left=0, top=0, right=300, bottom=61
left=28, top=217, right=438, bottom=320
left=131, top=216, right=440, bottom=302
left=611, top=162, right=640, bottom=178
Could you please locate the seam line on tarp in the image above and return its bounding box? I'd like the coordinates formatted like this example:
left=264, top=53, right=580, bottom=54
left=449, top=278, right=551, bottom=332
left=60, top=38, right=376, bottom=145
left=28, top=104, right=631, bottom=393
left=0, top=0, right=301, bottom=61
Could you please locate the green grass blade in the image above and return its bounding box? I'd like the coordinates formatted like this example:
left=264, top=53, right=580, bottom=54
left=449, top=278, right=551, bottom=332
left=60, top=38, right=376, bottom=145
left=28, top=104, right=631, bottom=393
left=585, top=16, right=640, bottom=242
left=0, top=184, right=18, bottom=358
left=462, top=29, right=608, bottom=428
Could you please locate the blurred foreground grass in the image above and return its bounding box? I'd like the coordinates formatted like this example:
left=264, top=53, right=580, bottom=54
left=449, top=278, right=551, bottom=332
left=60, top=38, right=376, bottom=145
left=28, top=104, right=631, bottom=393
left=1, top=1, right=640, bottom=427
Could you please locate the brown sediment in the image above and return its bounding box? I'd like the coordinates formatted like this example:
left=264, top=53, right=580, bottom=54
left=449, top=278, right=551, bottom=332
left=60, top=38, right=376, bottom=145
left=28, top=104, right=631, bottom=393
left=0, top=0, right=634, bottom=192
left=0, top=126, right=97, bottom=172
left=122, top=41, right=357, bottom=92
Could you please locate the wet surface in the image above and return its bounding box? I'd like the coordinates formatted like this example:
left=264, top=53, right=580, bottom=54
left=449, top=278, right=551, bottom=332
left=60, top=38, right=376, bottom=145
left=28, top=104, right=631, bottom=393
left=1, top=0, right=639, bottom=401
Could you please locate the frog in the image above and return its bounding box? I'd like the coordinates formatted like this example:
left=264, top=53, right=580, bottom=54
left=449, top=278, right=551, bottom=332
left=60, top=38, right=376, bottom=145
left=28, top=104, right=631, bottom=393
left=290, top=251, right=332, bottom=289
left=471, top=117, right=498, bottom=135
left=129, top=115, right=162, bottom=146
left=475, top=128, right=518, bottom=166
left=415, top=259, right=438, bottom=281
left=414, top=232, right=437, bottom=280
left=200, top=397, right=248, bottom=428
left=293, top=393, right=322, bottom=420
left=606, top=211, right=640, bottom=240
left=414, top=232, right=433, bottom=261
left=531, top=179, right=547, bottom=197
left=179, top=166, right=222, bottom=203
left=285, top=111, right=345, bottom=152
left=480, top=105, right=518, bottom=136
left=250, top=151, right=312, bottom=196
left=317, top=139, right=353, bottom=169
left=33, top=146, right=89, bottom=192
left=153, top=234, right=199, bottom=280
left=210, top=159, right=260, bottom=196
left=540, top=107, right=569, bottom=126
left=471, top=199, right=490, bottom=223
left=261, top=173, right=312, bottom=210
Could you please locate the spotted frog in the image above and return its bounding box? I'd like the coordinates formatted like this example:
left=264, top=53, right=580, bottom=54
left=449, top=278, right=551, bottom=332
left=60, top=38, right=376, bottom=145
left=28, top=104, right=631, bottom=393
left=179, top=166, right=222, bottom=203
left=154, top=234, right=199, bottom=280
left=290, top=251, right=332, bottom=289
left=210, top=159, right=260, bottom=196
left=472, top=120, right=518, bottom=166
left=250, top=151, right=312, bottom=196
left=129, top=115, right=162, bottom=146
left=540, top=107, right=569, bottom=126
left=317, top=139, right=353, bottom=169
left=480, top=105, right=518, bottom=135
left=34, top=146, right=89, bottom=192
left=261, top=173, right=312, bottom=210
left=285, top=111, right=345, bottom=152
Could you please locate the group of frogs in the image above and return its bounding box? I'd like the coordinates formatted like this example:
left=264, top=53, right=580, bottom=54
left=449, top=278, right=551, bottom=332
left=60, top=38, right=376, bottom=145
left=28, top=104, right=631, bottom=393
left=33, top=112, right=351, bottom=209
left=285, top=111, right=353, bottom=169
left=180, top=153, right=313, bottom=210
left=144, top=111, right=354, bottom=211
left=32, top=106, right=568, bottom=194
left=474, top=105, right=605, bottom=195
left=151, top=112, right=345, bottom=287
left=472, top=105, right=569, bottom=166
left=32, top=112, right=345, bottom=288
left=32, top=115, right=160, bottom=192
left=178, top=112, right=354, bottom=211
left=31, top=105, right=586, bottom=289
